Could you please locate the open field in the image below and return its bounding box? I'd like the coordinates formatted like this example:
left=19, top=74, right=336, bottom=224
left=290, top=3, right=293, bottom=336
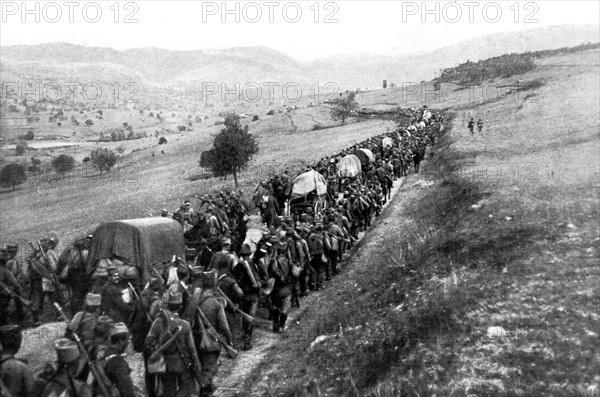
left=0, top=102, right=395, bottom=253
left=235, top=47, right=600, bottom=396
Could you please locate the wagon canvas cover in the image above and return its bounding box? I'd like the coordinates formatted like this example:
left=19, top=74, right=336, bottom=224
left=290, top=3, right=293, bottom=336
left=354, top=148, right=375, bottom=166
left=291, top=170, right=328, bottom=198
left=87, top=217, right=185, bottom=282
left=336, top=154, right=362, bottom=178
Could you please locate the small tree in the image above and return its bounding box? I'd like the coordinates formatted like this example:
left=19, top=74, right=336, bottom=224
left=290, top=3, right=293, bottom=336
left=52, top=154, right=75, bottom=175
left=200, top=113, right=259, bottom=187
left=0, top=163, right=27, bottom=189
left=15, top=142, right=28, bottom=155
left=24, top=131, right=34, bottom=140
left=330, top=91, right=358, bottom=125
left=158, top=137, right=167, bottom=145
left=90, top=148, right=118, bottom=174
left=85, top=119, right=94, bottom=126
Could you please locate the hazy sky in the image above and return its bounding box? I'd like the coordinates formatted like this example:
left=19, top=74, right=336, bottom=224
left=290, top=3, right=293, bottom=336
left=1, top=1, right=598, bottom=61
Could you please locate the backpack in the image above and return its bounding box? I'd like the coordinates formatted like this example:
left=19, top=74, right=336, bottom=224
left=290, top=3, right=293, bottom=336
left=307, top=234, right=324, bottom=255
left=197, top=296, right=221, bottom=352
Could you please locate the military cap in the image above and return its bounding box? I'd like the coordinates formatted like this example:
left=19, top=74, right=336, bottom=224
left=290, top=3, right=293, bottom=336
left=110, top=322, right=129, bottom=337
left=221, top=238, right=231, bottom=246
left=261, top=231, right=271, bottom=239
left=122, top=266, right=139, bottom=280
left=54, top=338, right=79, bottom=364
left=85, top=293, right=102, bottom=307
left=200, top=270, right=218, bottom=288
left=168, top=292, right=183, bottom=305
left=240, top=243, right=252, bottom=256
left=87, top=234, right=94, bottom=240
left=5, top=244, right=18, bottom=252
left=189, top=266, right=204, bottom=277
left=149, top=277, right=164, bottom=290
left=0, top=325, right=21, bottom=345
left=96, top=316, right=114, bottom=329
left=107, top=267, right=119, bottom=276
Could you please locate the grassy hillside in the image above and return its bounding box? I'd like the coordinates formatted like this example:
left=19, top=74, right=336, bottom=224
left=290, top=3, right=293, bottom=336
left=240, top=47, right=599, bottom=397
left=0, top=105, right=395, bottom=254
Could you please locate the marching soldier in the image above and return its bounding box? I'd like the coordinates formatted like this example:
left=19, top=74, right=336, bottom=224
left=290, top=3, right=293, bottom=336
left=268, top=240, right=293, bottom=333
left=103, top=322, right=137, bottom=397
left=100, top=267, right=134, bottom=323
left=145, top=292, right=202, bottom=397
left=0, top=325, right=35, bottom=397
left=468, top=117, right=475, bottom=134
left=0, top=255, right=27, bottom=325
left=29, top=237, right=61, bottom=326
left=195, top=271, right=232, bottom=397
left=4, top=244, right=26, bottom=322
left=65, top=292, right=101, bottom=348
left=234, top=244, right=267, bottom=350
left=477, top=118, right=484, bottom=133
left=38, top=338, right=92, bottom=397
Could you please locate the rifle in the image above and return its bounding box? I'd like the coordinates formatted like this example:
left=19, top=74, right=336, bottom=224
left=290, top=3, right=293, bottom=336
left=195, top=304, right=238, bottom=359
left=0, top=377, right=14, bottom=397
left=27, top=240, right=64, bottom=306
left=215, top=287, right=254, bottom=323
left=148, top=326, right=183, bottom=361
left=53, top=303, right=113, bottom=397
left=0, top=279, right=31, bottom=307
left=156, top=308, right=202, bottom=385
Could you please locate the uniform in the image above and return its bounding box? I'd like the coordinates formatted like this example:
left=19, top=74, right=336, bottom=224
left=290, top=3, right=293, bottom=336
left=100, top=274, right=134, bottom=323
left=196, top=288, right=231, bottom=396
left=0, top=353, right=34, bottom=397
left=0, top=265, right=25, bottom=325
left=145, top=304, right=201, bottom=397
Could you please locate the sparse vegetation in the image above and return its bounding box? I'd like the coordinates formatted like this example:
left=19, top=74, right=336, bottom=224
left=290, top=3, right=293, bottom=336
left=330, top=91, right=358, bottom=125
left=1, top=163, right=27, bottom=189
left=51, top=154, right=76, bottom=175
left=90, top=148, right=118, bottom=174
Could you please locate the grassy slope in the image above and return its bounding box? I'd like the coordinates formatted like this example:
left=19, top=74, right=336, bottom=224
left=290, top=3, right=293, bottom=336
left=0, top=105, right=395, bottom=252
left=241, top=49, right=599, bottom=396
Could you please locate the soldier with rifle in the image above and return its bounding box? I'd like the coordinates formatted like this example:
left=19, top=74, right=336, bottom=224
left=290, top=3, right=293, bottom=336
left=0, top=255, right=29, bottom=325
left=189, top=271, right=234, bottom=397
left=145, top=291, right=202, bottom=396
left=27, top=237, right=62, bottom=326
left=3, top=244, right=27, bottom=323
left=0, top=325, right=35, bottom=397
left=37, top=338, right=92, bottom=397
left=103, top=322, right=137, bottom=397
left=52, top=303, right=112, bottom=397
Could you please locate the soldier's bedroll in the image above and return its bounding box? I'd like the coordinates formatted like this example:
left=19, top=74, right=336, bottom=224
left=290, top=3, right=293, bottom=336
left=336, top=154, right=362, bottom=178
left=87, top=217, right=185, bottom=283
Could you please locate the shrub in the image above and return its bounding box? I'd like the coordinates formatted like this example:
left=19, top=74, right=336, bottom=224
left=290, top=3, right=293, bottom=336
left=0, top=163, right=26, bottom=189
left=15, top=142, right=28, bottom=155
left=24, top=131, right=34, bottom=140
left=267, top=109, right=275, bottom=116
left=252, top=115, right=259, bottom=121
left=85, top=119, right=94, bottom=126
left=51, top=154, right=75, bottom=175
left=158, top=137, right=167, bottom=145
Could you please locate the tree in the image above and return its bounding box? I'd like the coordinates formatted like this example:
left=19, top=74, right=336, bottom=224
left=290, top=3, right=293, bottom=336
left=90, top=148, right=118, bottom=174
left=0, top=163, right=27, bottom=189
left=15, top=142, right=28, bottom=155
left=200, top=113, right=259, bottom=187
left=24, top=130, right=34, bottom=140
left=51, top=154, right=75, bottom=175
left=330, top=91, right=358, bottom=125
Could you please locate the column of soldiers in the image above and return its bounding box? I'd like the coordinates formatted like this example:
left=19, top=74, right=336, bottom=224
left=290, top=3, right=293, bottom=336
left=0, top=107, right=441, bottom=397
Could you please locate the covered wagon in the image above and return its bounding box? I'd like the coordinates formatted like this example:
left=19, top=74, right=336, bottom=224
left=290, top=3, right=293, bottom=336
left=336, top=154, right=362, bottom=178
left=288, top=170, right=328, bottom=219
left=382, top=137, right=394, bottom=148
left=87, top=217, right=186, bottom=283
left=354, top=148, right=375, bottom=167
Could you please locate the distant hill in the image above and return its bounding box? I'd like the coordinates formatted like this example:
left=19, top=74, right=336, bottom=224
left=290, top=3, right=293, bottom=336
left=1, top=24, right=598, bottom=92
